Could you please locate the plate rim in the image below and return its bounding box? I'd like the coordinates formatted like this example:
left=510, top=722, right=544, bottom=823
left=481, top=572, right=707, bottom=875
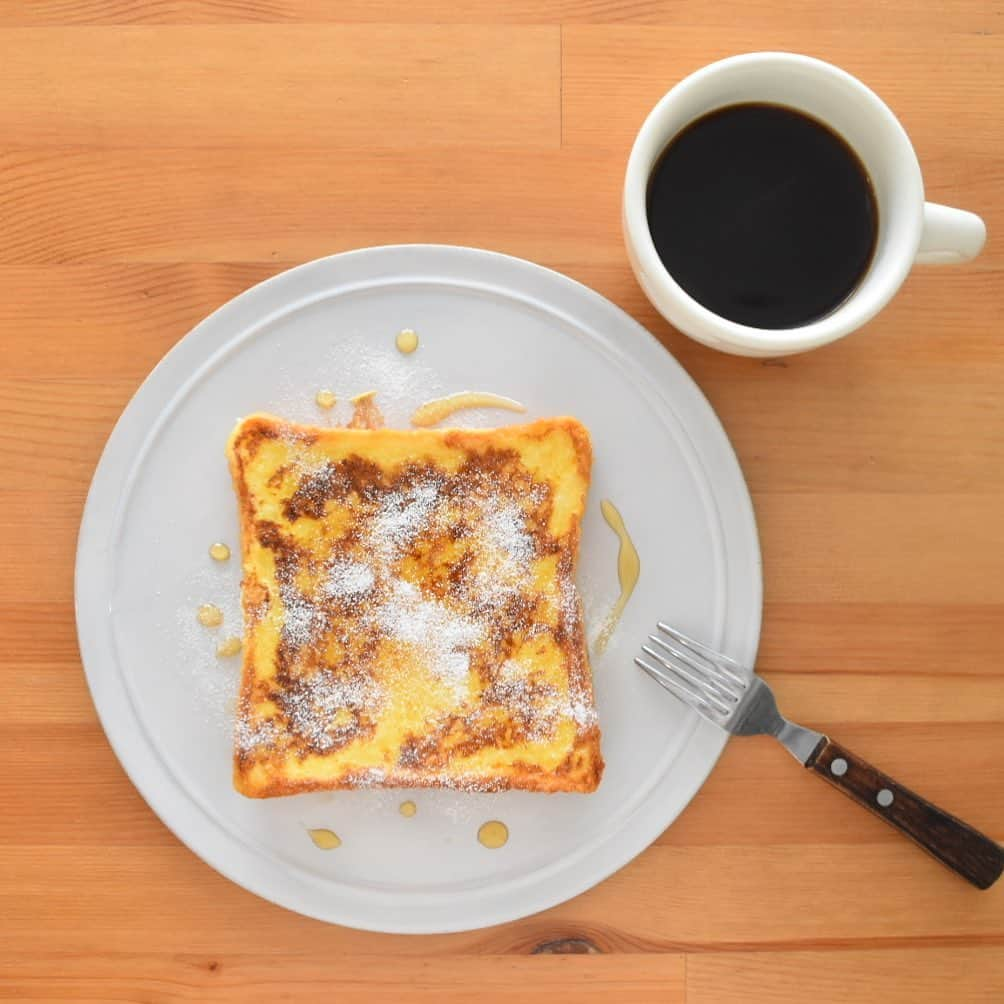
left=75, top=244, right=762, bottom=933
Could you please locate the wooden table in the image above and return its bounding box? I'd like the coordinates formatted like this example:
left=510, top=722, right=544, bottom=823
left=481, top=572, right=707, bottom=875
left=2, top=2, right=1001, bottom=1001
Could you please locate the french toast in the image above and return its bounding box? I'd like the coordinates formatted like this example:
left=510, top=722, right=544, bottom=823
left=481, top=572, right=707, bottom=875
left=226, top=413, right=603, bottom=797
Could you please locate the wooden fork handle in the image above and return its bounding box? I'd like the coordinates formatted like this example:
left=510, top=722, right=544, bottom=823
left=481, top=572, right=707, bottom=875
left=806, top=737, right=1003, bottom=889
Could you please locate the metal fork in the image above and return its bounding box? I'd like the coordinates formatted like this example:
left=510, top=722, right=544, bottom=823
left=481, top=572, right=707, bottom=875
left=637, top=622, right=1003, bottom=889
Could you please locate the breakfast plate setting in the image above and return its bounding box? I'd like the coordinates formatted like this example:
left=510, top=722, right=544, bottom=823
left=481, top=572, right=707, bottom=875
left=75, top=54, right=1000, bottom=938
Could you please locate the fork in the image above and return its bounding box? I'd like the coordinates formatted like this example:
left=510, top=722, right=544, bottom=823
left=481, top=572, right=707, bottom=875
left=636, top=622, right=1003, bottom=889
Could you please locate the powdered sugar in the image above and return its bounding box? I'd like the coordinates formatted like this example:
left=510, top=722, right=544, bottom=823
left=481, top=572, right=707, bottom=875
left=368, top=481, right=441, bottom=559
left=174, top=564, right=243, bottom=731
left=490, top=657, right=597, bottom=740
left=454, top=496, right=537, bottom=620
left=279, top=583, right=328, bottom=648
left=569, top=694, right=599, bottom=728
left=480, top=499, right=535, bottom=564
left=348, top=766, right=388, bottom=788
left=559, top=575, right=582, bottom=632
left=489, top=661, right=559, bottom=741
left=281, top=668, right=383, bottom=751
left=235, top=714, right=279, bottom=754
left=320, top=558, right=375, bottom=600
left=376, top=579, right=481, bottom=700
left=261, top=337, right=444, bottom=431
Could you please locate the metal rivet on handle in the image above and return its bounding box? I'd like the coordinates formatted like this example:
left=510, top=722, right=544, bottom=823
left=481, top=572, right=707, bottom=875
left=877, top=789, right=894, bottom=808
left=830, top=758, right=848, bottom=777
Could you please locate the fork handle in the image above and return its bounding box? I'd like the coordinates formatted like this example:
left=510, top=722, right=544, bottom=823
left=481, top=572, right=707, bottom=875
left=806, top=737, right=1003, bottom=889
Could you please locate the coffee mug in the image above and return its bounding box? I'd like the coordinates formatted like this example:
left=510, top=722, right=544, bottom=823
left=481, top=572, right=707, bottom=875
left=623, top=52, right=987, bottom=357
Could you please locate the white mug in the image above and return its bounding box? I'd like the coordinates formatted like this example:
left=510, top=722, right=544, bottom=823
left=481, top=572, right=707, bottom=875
left=623, top=52, right=987, bottom=357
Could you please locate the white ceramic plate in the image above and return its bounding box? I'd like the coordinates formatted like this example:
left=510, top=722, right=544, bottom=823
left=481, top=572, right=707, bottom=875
left=76, top=245, right=761, bottom=934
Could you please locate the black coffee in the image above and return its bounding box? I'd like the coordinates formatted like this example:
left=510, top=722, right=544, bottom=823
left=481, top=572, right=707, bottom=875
left=646, top=103, right=878, bottom=329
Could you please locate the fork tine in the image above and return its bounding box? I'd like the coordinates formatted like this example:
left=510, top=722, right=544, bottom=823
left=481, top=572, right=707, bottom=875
left=647, top=634, right=740, bottom=704
left=635, top=656, right=724, bottom=716
left=640, top=645, right=733, bottom=714
left=655, top=622, right=748, bottom=687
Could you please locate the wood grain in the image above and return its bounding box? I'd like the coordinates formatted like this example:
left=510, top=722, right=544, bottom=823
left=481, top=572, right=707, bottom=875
left=688, top=948, right=1004, bottom=1004
left=0, top=953, right=687, bottom=1003
left=0, top=1, right=994, bottom=29
left=0, top=26, right=559, bottom=148
left=1, top=1, right=1002, bottom=1001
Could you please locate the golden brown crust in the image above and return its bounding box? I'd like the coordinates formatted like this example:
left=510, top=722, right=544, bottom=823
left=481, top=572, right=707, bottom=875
left=232, top=735, right=604, bottom=798
left=228, top=413, right=603, bottom=797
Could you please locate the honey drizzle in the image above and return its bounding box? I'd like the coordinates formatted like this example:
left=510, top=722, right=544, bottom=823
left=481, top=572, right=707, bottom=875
left=594, top=500, right=640, bottom=653
left=399, top=800, right=417, bottom=817
left=196, top=603, right=223, bottom=628
left=307, top=828, right=341, bottom=850
left=477, top=820, right=509, bottom=849
left=395, top=329, right=419, bottom=354
left=216, top=636, right=243, bottom=658
left=410, top=392, right=526, bottom=428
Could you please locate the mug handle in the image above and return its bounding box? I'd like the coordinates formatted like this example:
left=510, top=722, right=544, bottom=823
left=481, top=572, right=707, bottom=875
left=915, top=202, right=987, bottom=264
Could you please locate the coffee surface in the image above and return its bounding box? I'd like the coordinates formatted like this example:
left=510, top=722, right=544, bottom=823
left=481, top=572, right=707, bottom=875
left=646, top=103, right=878, bottom=329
